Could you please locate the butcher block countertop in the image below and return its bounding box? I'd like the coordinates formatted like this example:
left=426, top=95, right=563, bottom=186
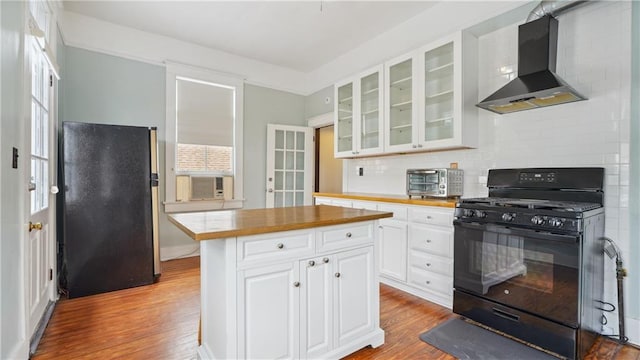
left=314, top=192, right=458, bottom=208
left=168, top=205, right=393, bottom=241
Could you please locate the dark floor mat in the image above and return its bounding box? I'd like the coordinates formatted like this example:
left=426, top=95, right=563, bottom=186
left=419, top=318, right=559, bottom=360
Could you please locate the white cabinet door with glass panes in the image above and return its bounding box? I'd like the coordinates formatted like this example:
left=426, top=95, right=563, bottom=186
left=385, top=31, right=477, bottom=153
left=334, top=65, right=384, bottom=158
left=266, top=124, right=314, bottom=208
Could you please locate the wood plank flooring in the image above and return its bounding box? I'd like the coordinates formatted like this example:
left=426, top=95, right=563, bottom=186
left=33, top=257, right=639, bottom=359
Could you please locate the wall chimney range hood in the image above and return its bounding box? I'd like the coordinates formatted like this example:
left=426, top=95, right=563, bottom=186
left=476, top=15, right=586, bottom=115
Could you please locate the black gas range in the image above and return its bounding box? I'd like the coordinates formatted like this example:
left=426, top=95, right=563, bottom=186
left=453, top=168, right=605, bottom=359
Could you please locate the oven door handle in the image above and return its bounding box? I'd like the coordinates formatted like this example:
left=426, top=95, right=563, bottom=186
left=454, top=221, right=579, bottom=244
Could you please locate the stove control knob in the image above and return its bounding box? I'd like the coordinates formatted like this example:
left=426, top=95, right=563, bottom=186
left=549, top=218, right=564, bottom=228
left=475, top=210, right=487, bottom=219
left=463, top=209, right=475, bottom=217
left=531, top=216, right=545, bottom=225
left=501, top=213, right=514, bottom=222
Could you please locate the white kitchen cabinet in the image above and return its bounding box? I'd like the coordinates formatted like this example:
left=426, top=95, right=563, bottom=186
left=378, top=219, right=408, bottom=281
left=335, top=65, right=385, bottom=158
left=200, top=221, right=383, bottom=360
left=313, top=195, right=455, bottom=308
left=384, top=31, right=478, bottom=153
left=238, top=262, right=300, bottom=359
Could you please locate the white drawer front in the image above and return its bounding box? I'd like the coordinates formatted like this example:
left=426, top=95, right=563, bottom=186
left=351, top=200, right=377, bottom=211
left=314, top=197, right=333, bottom=205
left=331, top=199, right=353, bottom=208
left=238, top=230, right=315, bottom=265
left=317, top=223, right=374, bottom=252
left=409, top=207, right=453, bottom=227
left=377, top=204, right=408, bottom=221
left=409, top=224, right=452, bottom=258
left=409, top=251, right=452, bottom=277
left=408, top=267, right=452, bottom=297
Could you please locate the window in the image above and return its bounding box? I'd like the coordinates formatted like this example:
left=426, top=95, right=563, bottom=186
left=165, top=63, right=244, bottom=212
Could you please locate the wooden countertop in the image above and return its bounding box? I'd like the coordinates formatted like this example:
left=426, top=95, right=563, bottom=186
left=168, top=205, right=393, bottom=241
left=313, top=192, right=457, bottom=208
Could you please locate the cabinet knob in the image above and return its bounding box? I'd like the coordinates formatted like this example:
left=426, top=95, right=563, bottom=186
left=277, top=243, right=284, bottom=249
left=426, top=239, right=432, bottom=243
left=378, top=225, right=383, bottom=229
left=293, top=281, right=300, bottom=287
left=426, top=216, right=432, bottom=220
left=418, top=144, right=423, bottom=148
left=335, top=272, right=341, bottom=278
left=323, top=257, right=330, bottom=263
left=426, top=280, right=431, bottom=285
left=426, top=263, right=431, bottom=267
left=412, top=145, right=417, bottom=149
left=346, top=232, right=352, bottom=238
left=308, top=260, right=315, bottom=267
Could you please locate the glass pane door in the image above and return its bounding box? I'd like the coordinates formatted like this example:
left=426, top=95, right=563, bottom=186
left=336, top=83, right=353, bottom=153
left=272, top=129, right=307, bottom=208
left=423, top=42, right=454, bottom=142
left=388, top=59, right=413, bottom=147
left=360, top=72, right=379, bottom=150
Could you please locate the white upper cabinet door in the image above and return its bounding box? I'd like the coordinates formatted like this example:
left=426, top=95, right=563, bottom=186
left=335, top=65, right=384, bottom=158
left=384, top=52, right=419, bottom=153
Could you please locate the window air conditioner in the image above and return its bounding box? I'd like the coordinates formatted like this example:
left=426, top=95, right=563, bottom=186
left=176, top=175, right=233, bottom=201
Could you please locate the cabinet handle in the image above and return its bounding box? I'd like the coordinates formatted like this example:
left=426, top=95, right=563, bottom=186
left=335, top=272, right=341, bottom=278
left=308, top=260, right=315, bottom=267
left=378, top=225, right=383, bottom=229
left=418, top=144, right=423, bottom=148
left=346, top=232, right=352, bottom=238
left=293, top=281, right=300, bottom=287
left=277, top=243, right=284, bottom=249
left=426, top=216, right=432, bottom=220
left=412, top=144, right=417, bottom=149
left=426, top=239, right=432, bottom=243
left=323, top=257, right=330, bottom=263
left=426, top=280, right=431, bottom=285
left=426, top=263, right=431, bottom=267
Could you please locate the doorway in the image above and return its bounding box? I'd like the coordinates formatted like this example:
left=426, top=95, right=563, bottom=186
left=315, top=125, right=342, bottom=193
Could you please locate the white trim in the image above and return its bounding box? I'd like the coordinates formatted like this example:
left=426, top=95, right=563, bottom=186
left=6, top=341, right=29, bottom=360
left=627, top=316, right=640, bottom=346
left=160, top=244, right=201, bottom=262
left=164, top=62, right=244, bottom=211
left=163, top=199, right=244, bottom=214
left=306, top=112, right=333, bottom=129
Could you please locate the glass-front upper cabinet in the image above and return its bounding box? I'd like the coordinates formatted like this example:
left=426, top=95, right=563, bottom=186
left=385, top=55, right=417, bottom=153
left=384, top=31, right=477, bottom=153
left=334, top=65, right=384, bottom=158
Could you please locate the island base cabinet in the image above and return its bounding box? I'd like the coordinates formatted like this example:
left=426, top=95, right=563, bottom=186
left=238, top=262, right=300, bottom=360
left=198, top=222, right=384, bottom=360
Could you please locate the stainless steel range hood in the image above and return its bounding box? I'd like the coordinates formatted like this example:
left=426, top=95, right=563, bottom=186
left=476, top=15, right=586, bottom=115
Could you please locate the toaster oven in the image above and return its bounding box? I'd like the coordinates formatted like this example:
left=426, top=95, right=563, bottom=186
left=406, top=168, right=463, bottom=198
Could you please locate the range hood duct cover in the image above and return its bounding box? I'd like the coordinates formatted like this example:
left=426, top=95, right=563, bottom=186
left=476, top=15, right=586, bottom=115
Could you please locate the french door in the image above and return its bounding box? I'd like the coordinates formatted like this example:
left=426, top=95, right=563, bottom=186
left=266, top=124, right=314, bottom=208
left=26, top=36, right=56, bottom=338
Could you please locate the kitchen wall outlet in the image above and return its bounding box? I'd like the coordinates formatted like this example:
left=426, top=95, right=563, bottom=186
left=449, top=162, right=458, bottom=169
left=357, top=166, right=364, bottom=176
left=12, top=147, right=18, bottom=169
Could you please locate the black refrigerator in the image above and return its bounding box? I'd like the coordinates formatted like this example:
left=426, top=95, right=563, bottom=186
left=61, top=122, right=161, bottom=298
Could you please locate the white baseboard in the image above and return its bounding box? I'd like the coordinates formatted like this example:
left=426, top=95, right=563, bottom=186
left=6, top=339, right=28, bottom=360
left=626, top=316, right=640, bottom=346
left=160, top=244, right=200, bottom=261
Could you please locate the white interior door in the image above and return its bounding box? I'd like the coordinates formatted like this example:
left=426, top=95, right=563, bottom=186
left=26, top=37, right=56, bottom=337
left=266, top=124, right=314, bottom=208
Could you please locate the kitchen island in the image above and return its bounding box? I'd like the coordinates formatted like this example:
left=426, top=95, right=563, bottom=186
left=168, top=205, right=393, bottom=360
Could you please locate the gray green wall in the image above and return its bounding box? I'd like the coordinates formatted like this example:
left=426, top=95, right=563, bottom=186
left=304, top=85, right=333, bottom=119
left=60, top=47, right=307, bottom=249
left=244, top=84, right=306, bottom=209
left=1, top=1, right=27, bottom=357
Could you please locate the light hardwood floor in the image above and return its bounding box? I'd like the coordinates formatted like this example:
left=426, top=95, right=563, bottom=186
left=33, top=257, right=639, bottom=359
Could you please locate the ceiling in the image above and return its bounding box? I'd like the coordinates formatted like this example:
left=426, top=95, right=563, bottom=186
left=62, top=1, right=437, bottom=73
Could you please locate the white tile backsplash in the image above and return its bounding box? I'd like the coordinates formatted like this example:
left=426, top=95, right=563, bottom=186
left=344, top=3, right=633, bottom=330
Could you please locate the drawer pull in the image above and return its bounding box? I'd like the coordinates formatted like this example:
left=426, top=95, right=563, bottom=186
left=346, top=232, right=352, bottom=238
left=323, top=257, right=330, bottom=263
left=426, top=239, right=432, bottom=243
left=335, top=272, right=341, bottom=278
left=308, top=260, right=315, bottom=267
left=277, top=243, right=284, bottom=249
left=293, top=281, right=300, bottom=287
left=426, top=263, right=431, bottom=267
left=426, top=216, right=433, bottom=220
